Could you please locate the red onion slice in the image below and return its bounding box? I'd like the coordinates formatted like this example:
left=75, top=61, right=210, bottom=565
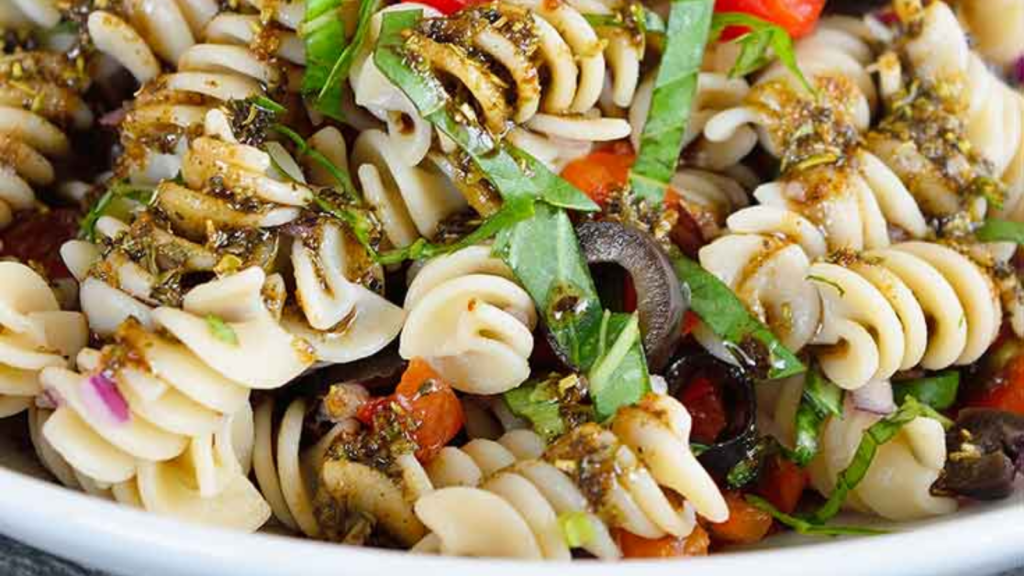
left=852, top=379, right=896, bottom=415
left=82, top=372, right=131, bottom=425
left=1014, top=55, right=1024, bottom=85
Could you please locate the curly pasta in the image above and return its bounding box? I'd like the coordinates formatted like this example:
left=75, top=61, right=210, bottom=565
left=399, top=245, right=538, bottom=395
left=413, top=393, right=726, bottom=560
left=954, top=0, right=1024, bottom=70
left=704, top=16, right=878, bottom=158
left=36, top=267, right=311, bottom=530
left=808, top=399, right=957, bottom=521
left=0, top=51, right=93, bottom=229
left=0, top=262, right=87, bottom=417
left=0, top=0, right=60, bottom=28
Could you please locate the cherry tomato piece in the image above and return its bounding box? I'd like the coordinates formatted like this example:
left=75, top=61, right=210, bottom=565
left=755, top=454, right=808, bottom=514
left=678, top=374, right=729, bottom=444
left=707, top=492, right=774, bottom=545
left=0, top=208, right=79, bottom=279
left=968, top=355, right=1024, bottom=415
left=395, top=358, right=465, bottom=461
left=715, top=0, right=826, bottom=39
left=560, top=148, right=635, bottom=206
left=411, top=0, right=478, bottom=16
left=614, top=525, right=711, bottom=558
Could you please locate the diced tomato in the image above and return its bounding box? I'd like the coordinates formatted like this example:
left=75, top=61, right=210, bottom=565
left=356, top=359, right=465, bottom=462
left=680, top=310, right=701, bottom=337
left=715, top=0, right=826, bottom=39
left=755, top=454, right=808, bottom=514
left=0, top=208, right=79, bottom=279
left=408, top=0, right=479, bottom=15
left=560, top=148, right=635, bottom=206
left=707, top=492, right=774, bottom=545
left=968, top=354, right=1024, bottom=415
left=678, top=374, right=728, bottom=444
left=614, top=525, right=711, bottom=558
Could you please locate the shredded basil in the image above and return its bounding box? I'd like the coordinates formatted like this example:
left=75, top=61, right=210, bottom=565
left=893, top=371, right=960, bottom=411
left=672, top=255, right=805, bottom=379
left=304, top=0, right=383, bottom=120
left=205, top=314, right=238, bottom=345
left=791, top=365, right=843, bottom=467
left=586, top=312, right=650, bottom=421
left=746, top=495, right=888, bottom=537
left=629, top=0, right=714, bottom=203
left=710, top=12, right=815, bottom=94
left=504, top=381, right=567, bottom=441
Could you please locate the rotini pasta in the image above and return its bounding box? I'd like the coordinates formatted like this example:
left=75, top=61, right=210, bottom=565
left=0, top=262, right=87, bottom=417
left=0, top=51, right=93, bottom=229
left=400, top=245, right=538, bottom=395
left=414, top=393, right=726, bottom=560
left=954, top=0, right=1024, bottom=70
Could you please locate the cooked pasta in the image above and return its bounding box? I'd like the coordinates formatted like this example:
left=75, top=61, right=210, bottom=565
left=400, top=245, right=537, bottom=394
left=3, top=0, right=1024, bottom=560
left=414, top=393, right=725, bottom=560
left=0, top=262, right=87, bottom=417
left=0, top=51, right=92, bottom=229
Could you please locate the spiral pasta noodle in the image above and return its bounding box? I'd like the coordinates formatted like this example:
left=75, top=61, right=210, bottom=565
left=0, top=0, right=60, bottom=29
left=0, top=50, right=93, bottom=229
left=399, top=245, right=538, bottom=395
left=0, top=262, right=87, bottom=417
left=413, top=393, right=726, bottom=560
left=808, top=400, right=957, bottom=520
left=704, top=16, right=878, bottom=159
left=954, top=0, right=1024, bottom=70
left=895, top=0, right=1024, bottom=222
left=36, top=267, right=312, bottom=530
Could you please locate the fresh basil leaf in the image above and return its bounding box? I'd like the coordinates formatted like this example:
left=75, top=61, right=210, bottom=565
left=893, top=371, right=959, bottom=411
left=710, top=12, right=814, bottom=94
left=746, top=495, right=888, bottom=537
left=251, top=95, right=286, bottom=115
left=308, top=0, right=383, bottom=121
left=629, top=0, right=714, bottom=203
left=494, top=203, right=604, bottom=369
left=671, top=255, right=805, bottom=379
left=976, top=219, right=1024, bottom=244
left=205, top=314, right=238, bottom=345
left=586, top=312, right=651, bottom=421
left=504, top=381, right=566, bottom=441
left=791, top=366, right=844, bottom=466
left=302, top=0, right=348, bottom=96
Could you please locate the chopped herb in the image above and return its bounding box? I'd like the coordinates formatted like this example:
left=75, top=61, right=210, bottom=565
left=586, top=312, right=650, bottom=421
left=303, top=0, right=383, bottom=120
left=976, top=219, right=1024, bottom=244
left=672, top=255, right=805, bottom=379
left=79, top=181, right=156, bottom=241
left=791, top=365, right=843, bottom=467
left=205, top=314, right=238, bottom=345
left=746, top=495, right=888, bottom=537
left=710, top=12, right=815, bottom=94
left=251, top=95, right=286, bottom=115
left=893, top=371, right=959, bottom=411
left=558, top=511, right=596, bottom=548
left=629, top=0, right=714, bottom=203
left=272, top=125, right=360, bottom=202
left=504, top=382, right=566, bottom=440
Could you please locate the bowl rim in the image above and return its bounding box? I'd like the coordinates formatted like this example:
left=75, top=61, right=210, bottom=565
left=1, top=466, right=1022, bottom=576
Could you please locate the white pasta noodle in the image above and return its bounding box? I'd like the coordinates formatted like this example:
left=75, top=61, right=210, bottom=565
left=252, top=396, right=354, bottom=537
left=699, top=236, right=1001, bottom=390
left=809, top=398, right=957, bottom=521
left=400, top=245, right=537, bottom=395
left=954, top=0, right=1024, bottom=70
left=0, top=52, right=93, bottom=229
left=668, top=167, right=752, bottom=240
left=36, top=267, right=312, bottom=530
left=0, top=262, right=87, bottom=418
left=414, top=393, right=725, bottom=560
left=896, top=0, right=1024, bottom=222
left=0, top=0, right=60, bottom=28
left=704, top=17, right=879, bottom=158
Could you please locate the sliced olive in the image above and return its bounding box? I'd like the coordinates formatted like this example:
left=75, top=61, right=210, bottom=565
left=288, top=343, right=408, bottom=400
left=937, top=408, right=1024, bottom=500
left=576, top=221, right=688, bottom=372
left=665, top=352, right=758, bottom=478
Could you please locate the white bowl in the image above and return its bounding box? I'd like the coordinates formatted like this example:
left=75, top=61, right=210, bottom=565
left=1, top=418, right=1022, bottom=576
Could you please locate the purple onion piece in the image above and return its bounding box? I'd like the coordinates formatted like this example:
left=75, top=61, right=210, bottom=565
left=852, top=379, right=895, bottom=415
left=1014, top=55, right=1024, bottom=85
left=87, top=372, right=130, bottom=424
